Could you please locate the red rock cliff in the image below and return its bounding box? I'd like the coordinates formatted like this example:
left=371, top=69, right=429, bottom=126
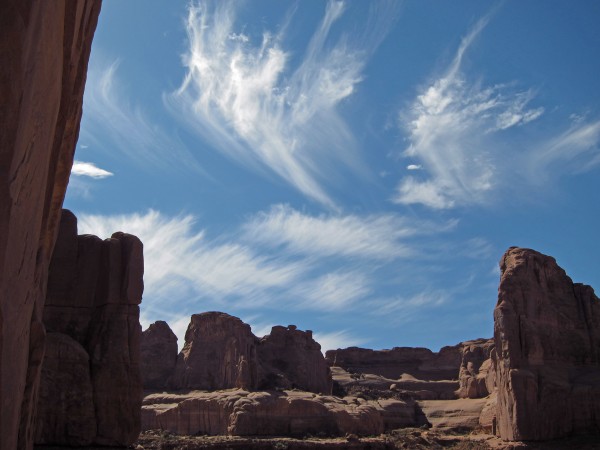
left=494, top=247, right=600, bottom=441
left=0, top=2, right=101, bottom=449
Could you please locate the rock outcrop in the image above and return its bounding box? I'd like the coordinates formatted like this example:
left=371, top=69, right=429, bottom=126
left=169, top=312, right=259, bottom=391
left=257, top=325, right=332, bottom=394
left=455, top=338, right=495, bottom=399
left=165, top=313, right=332, bottom=394
left=34, top=210, right=143, bottom=447
left=142, top=389, right=424, bottom=437
left=141, top=321, right=178, bottom=390
left=326, top=345, right=462, bottom=381
left=494, top=247, right=600, bottom=441
left=0, top=2, right=101, bottom=448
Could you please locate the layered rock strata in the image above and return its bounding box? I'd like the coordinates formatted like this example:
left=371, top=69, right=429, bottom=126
left=142, top=389, right=425, bottom=437
left=164, top=313, right=332, bottom=394
left=0, top=2, right=101, bottom=448
left=34, top=210, right=143, bottom=447
left=494, top=247, right=600, bottom=441
left=325, top=345, right=462, bottom=381
left=141, top=321, right=178, bottom=390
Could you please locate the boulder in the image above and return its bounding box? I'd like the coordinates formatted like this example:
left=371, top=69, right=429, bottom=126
left=0, top=2, right=100, bottom=448
left=257, top=325, right=332, bottom=394
left=169, top=312, right=259, bottom=390
left=35, top=210, right=143, bottom=447
left=494, top=247, right=600, bottom=441
left=141, top=321, right=178, bottom=389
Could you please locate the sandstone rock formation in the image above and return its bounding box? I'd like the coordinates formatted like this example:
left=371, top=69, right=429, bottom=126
left=142, top=389, right=424, bottom=437
left=166, top=313, right=332, bottom=394
left=35, top=210, right=143, bottom=447
left=169, top=312, right=259, bottom=390
left=0, top=2, right=101, bottom=448
left=258, top=325, right=332, bottom=394
left=326, top=345, right=462, bottom=381
left=494, top=247, right=600, bottom=441
left=141, top=321, right=178, bottom=390
left=455, top=338, right=495, bottom=399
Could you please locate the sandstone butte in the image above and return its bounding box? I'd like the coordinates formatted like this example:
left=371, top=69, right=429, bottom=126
left=0, top=2, right=102, bottom=449
left=157, top=311, right=332, bottom=394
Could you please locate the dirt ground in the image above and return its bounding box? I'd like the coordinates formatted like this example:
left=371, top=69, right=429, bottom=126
left=131, top=428, right=600, bottom=450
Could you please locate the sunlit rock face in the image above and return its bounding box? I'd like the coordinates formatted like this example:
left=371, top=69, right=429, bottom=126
left=494, top=247, right=600, bottom=441
left=35, top=210, right=143, bottom=447
left=142, top=389, right=421, bottom=437
left=0, top=2, right=101, bottom=448
left=141, top=321, right=178, bottom=389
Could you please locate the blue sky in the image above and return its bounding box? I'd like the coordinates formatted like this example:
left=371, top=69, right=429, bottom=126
left=65, top=1, right=600, bottom=352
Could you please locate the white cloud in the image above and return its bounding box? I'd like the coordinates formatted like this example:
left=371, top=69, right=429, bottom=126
left=77, top=210, right=304, bottom=304
left=82, top=60, right=204, bottom=174
left=71, top=161, right=113, bottom=179
left=395, top=17, right=544, bottom=209
left=406, top=164, right=422, bottom=171
left=314, top=330, right=367, bottom=353
left=531, top=120, right=600, bottom=177
left=242, top=204, right=451, bottom=260
left=292, top=271, right=371, bottom=312
left=167, top=1, right=398, bottom=208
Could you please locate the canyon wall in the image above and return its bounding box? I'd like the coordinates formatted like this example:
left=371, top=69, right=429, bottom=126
left=0, top=2, right=101, bottom=449
left=35, top=210, right=143, bottom=446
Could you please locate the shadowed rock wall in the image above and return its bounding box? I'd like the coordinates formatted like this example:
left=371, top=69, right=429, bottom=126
left=35, top=210, right=143, bottom=446
left=0, top=2, right=101, bottom=449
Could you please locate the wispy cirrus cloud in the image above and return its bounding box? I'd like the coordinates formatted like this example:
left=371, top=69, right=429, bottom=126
left=78, top=210, right=304, bottom=305
left=82, top=60, right=204, bottom=174
left=395, top=16, right=544, bottom=209
left=71, top=161, right=113, bottom=179
left=530, top=120, right=600, bottom=179
left=167, top=0, right=398, bottom=208
left=242, top=204, right=454, bottom=260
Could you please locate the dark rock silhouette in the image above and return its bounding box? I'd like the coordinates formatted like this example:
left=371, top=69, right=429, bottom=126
left=494, top=247, right=600, bottom=441
left=141, top=321, right=178, bottom=390
left=35, top=210, right=143, bottom=447
left=0, top=2, right=101, bottom=448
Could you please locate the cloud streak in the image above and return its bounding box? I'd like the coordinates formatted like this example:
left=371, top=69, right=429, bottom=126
left=71, top=161, right=114, bottom=179
left=82, top=60, right=204, bottom=174
left=395, top=17, right=544, bottom=209
left=168, top=1, right=398, bottom=208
